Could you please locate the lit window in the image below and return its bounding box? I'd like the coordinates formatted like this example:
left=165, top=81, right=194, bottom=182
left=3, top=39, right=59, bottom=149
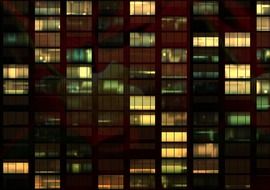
left=193, top=35, right=219, bottom=47
left=162, top=80, right=186, bottom=94
left=161, top=132, right=187, bottom=142
left=257, top=1, right=270, bottom=15
left=162, top=144, right=187, bottom=158
left=193, top=1, right=218, bottom=15
left=257, top=96, right=270, bottom=110
left=67, top=48, right=92, bottom=63
left=3, top=33, right=29, bottom=46
left=35, top=48, right=60, bottom=63
left=3, top=65, right=28, bottom=79
left=130, top=32, right=155, bottom=47
left=35, top=1, right=61, bottom=15
left=35, top=17, right=60, bottom=31
left=257, top=48, right=270, bottom=63
left=257, top=17, right=270, bottom=31
left=66, top=1, right=92, bottom=15
left=130, top=96, right=155, bottom=110
left=161, top=17, right=187, bottom=31
left=193, top=159, right=219, bottom=174
left=161, top=112, right=187, bottom=126
left=99, top=80, right=124, bottom=94
left=193, top=143, right=219, bottom=158
left=3, top=80, right=29, bottom=94
left=67, top=66, right=92, bottom=79
left=130, top=112, right=155, bottom=126
left=98, top=175, right=124, bottom=189
left=225, top=81, right=251, bottom=94
left=35, top=175, right=60, bottom=189
left=225, top=64, right=250, bottom=79
left=257, top=80, right=270, bottom=94
left=161, top=48, right=187, bottom=63
left=227, top=112, right=251, bottom=126
left=225, top=32, right=250, bottom=47
left=130, top=1, right=155, bottom=15
left=3, top=162, right=29, bottom=174
left=130, top=159, right=155, bottom=174
left=162, top=159, right=187, bottom=174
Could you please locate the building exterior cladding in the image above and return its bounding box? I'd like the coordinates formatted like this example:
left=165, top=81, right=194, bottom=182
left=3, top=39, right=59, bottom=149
left=1, top=0, right=270, bottom=189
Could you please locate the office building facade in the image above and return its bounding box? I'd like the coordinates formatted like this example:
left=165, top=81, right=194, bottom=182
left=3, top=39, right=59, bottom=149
left=1, top=0, right=270, bottom=189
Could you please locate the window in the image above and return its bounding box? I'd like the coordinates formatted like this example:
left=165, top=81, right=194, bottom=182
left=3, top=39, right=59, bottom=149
left=193, top=159, right=219, bottom=174
left=193, top=34, right=219, bottom=47
left=3, top=33, right=29, bottom=46
left=35, top=17, right=60, bottom=31
left=67, top=1, right=92, bottom=15
left=162, top=17, right=187, bottom=31
left=257, top=17, right=270, bottom=31
left=162, top=132, right=187, bottom=142
left=130, top=159, right=155, bottom=174
left=3, top=65, right=28, bottom=79
left=67, top=66, right=92, bottom=79
left=130, top=96, right=155, bottom=110
left=161, top=112, right=187, bottom=126
left=98, top=175, right=124, bottom=189
left=130, top=32, right=155, bottom=47
left=227, top=112, right=251, bottom=126
left=257, top=80, right=270, bottom=94
left=35, top=175, right=60, bottom=189
left=35, top=1, right=60, bottom=15
left=3, top=80, right=28, bottom=94
left=257, top=1, right=270, bottom=15
left=225, top=32, right=250, bottom=47
left=130, top=112, right=155, bottom=126
left=193, top=1, right=219, bottom=15
left=225, top=81, right=251, bottom=94
left=130, top=1, right=155, bottom=15
left=35, top=48, right=60, bottom=63
left=161, top=159, right=187, bottom=174
left=193, top=143, right=219, bottom=158
left=162, top=144, right=187, bottom=158
left=67, top=48, right=92, bottom=63
left=257, top=96, right=270, bottom=110
left=161, top=48, right=187, bottom=63
left=3, top=162, right=29, bottom=174
left=225, top=64, right=250, bottom=79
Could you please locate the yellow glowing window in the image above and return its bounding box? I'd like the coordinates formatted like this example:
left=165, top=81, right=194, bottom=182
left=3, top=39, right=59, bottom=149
left=225, top=64, right=250, bottom=79
left=162, top=145, right=187, bottom=158
left=3, top=80, right=29, bottom=94
left=35, top=17, right=60, bottom=31
left=193, top=143, right=219, bottom=158
left=130, top=112, right=155, bottom=126
left=130, top=1, right=155, bottom=15
left=225, top=81, right=251, bottom=94
left=67, top=66, right=92, bottom=79
left=3, top=65, right=29, bottom=79
left=161, top=132, right=187, bottom=142
left=35, top=175, right=60, bottom=189
left=225, top=32, right=250, bottom=47
left=3, top=162, right=29, bottom=174
left=66, top=1, right=92, bottom=15
left=257, top=17, right=270, bottom=31
left=130, top=96, right=155, bottom=110
left=257, top=2, right=270, bottom=15
left=161, top=159, right=187, bottom=174
left=193, top=36, right=219, bottom=47
left=257, top=80, right=270, bottom=94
